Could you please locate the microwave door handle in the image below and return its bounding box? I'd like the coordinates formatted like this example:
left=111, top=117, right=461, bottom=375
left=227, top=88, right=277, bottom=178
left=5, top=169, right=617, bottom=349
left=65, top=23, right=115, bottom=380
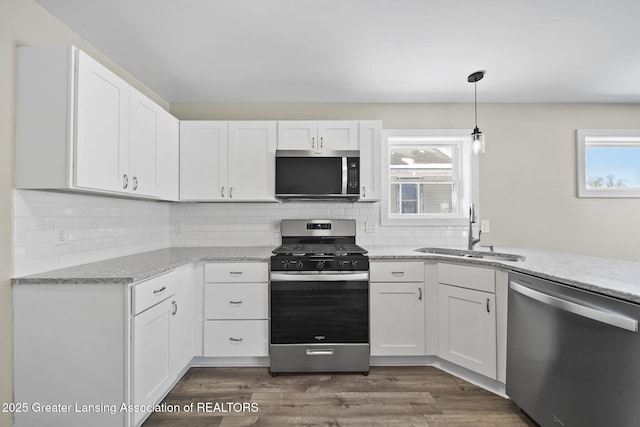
left=342, top=157, right=347, bottom=195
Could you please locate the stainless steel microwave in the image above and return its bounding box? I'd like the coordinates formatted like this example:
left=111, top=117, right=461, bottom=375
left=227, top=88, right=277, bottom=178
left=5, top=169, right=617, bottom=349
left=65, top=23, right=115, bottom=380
left=275, top=150, right=360, bottom=201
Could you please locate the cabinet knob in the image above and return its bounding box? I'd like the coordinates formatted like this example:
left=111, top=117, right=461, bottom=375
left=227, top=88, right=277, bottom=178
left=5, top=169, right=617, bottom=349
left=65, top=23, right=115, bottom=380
left=122, top=174, right=128, bottom=189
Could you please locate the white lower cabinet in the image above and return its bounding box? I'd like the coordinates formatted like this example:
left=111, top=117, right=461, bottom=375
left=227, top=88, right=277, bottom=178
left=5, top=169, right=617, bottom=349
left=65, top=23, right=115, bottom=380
left=132, top=298, right=173, bottom=427
left=370, top=262, right=426, bottom=356
left=13, top=265, right=195, bottom=427
left=202, top=262, right=269, bottom=358
left=436, top=263, right=497, bottom=379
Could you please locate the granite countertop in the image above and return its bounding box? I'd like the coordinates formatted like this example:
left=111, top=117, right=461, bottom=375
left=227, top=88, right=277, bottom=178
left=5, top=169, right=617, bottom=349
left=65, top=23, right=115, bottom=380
left=13, top=245, right=640, bottom=304
left=368, top=246, right=640, bottom=304
left=12, top=247, right=274, bottom=285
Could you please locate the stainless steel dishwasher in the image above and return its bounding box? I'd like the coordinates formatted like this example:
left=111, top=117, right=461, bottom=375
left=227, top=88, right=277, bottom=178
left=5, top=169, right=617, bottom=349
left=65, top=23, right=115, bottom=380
left=507, top=271, right=640, bottom=427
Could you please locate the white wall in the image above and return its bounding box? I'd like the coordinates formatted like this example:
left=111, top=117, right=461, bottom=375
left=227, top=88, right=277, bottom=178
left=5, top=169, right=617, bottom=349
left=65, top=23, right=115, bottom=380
left=171, top=103, right=640, bottom=262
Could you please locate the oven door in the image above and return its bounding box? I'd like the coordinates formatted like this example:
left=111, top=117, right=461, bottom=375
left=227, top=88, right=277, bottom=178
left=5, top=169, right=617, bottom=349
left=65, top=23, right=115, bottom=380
left=270, top=273, right=369, bottom=345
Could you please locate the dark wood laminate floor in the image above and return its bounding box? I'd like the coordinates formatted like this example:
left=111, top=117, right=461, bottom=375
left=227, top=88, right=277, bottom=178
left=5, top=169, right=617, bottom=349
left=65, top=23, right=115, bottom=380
left=143, top=366, right=537, bottom=426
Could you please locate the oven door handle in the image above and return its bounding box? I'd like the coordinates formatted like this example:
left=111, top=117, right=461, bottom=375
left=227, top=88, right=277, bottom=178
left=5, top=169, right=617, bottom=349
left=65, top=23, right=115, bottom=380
left=270, top=272, right=369, bottom=282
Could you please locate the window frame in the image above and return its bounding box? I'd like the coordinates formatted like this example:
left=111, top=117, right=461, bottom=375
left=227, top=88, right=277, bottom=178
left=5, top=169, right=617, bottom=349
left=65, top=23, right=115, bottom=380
left=577, top=129, right=640, bottom=198
left=381, top=129, right=478, bottom=227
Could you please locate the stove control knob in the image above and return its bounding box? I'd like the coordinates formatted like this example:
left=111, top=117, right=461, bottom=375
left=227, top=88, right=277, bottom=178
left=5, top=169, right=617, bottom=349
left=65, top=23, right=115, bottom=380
left=351, top=260, right=359, bottom=269
left=296, top=260, right=304, bottom=270
left=316, top=260, right=326, bottom=271
left=281, top=260, right=289, bottom=270
left=338, top=260, right=349, bottom=270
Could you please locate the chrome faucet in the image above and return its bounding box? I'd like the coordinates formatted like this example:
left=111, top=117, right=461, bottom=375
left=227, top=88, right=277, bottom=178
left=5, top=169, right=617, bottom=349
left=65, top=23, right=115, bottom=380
left=468, top=204, right=481, bottom=250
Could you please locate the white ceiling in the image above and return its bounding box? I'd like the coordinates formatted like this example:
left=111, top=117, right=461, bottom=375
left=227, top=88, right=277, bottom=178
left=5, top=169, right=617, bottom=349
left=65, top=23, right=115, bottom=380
left=35, top=0, right=640, bottom=104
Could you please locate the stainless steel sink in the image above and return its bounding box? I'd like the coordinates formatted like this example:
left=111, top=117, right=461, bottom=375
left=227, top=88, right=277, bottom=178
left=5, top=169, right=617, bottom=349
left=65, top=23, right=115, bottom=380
left=415, top=247, right=526, bottom=262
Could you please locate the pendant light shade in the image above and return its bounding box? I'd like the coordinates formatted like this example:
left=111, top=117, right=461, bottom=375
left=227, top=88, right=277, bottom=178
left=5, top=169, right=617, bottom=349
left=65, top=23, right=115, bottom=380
left=468, top=71, right=486, bottom=154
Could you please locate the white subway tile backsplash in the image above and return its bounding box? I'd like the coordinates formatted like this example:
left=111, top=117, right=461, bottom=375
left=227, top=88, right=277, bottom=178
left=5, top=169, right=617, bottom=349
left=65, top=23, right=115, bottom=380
left=13, top=189, right=467, bottom=276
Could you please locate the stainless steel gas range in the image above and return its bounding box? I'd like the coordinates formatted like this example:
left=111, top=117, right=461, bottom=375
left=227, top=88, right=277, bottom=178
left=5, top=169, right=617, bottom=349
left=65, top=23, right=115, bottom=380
left=269, top=219, right=370, bottom=375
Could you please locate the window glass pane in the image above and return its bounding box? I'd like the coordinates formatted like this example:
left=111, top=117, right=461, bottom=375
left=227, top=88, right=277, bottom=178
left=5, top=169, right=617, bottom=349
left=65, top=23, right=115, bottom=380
left=390, top=147, right=453, bottom=182
left=423, top=184, right=454, bottom=214
left=585, top=145, right=640, bottom=189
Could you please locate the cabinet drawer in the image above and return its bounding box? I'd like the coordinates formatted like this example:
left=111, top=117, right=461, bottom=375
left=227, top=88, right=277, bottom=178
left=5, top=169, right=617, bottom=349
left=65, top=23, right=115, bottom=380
left=370, top=262, right=424, bottom=282
left=437, top=263, right=495, bottom=293
left=204, top=262, right=268, bottom=283
left=204, top=283, right=268, bottom=320
left=203, top=320, right=268, bottom=357
left=132, top=271, right=177, bottom=315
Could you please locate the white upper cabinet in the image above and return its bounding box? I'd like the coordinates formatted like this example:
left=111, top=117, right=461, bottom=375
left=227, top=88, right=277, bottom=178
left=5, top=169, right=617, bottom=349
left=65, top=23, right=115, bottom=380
left=277, top=121, right=359, bottom=151
left=74, top=50, right=130, bottom=193
left=180, top=121, right=277, bottom=201
left=227, top=121, right=277, bottom=200
left=15, top=46, right=179, bottom=200
left=156, top=109, right=180, bottom=201
left=358, top=120, right=382, bottom=201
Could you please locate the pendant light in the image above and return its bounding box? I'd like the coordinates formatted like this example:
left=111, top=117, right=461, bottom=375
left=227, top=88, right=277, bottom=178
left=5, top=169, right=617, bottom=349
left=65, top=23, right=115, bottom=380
left=468, top=70, right=486, bottom=154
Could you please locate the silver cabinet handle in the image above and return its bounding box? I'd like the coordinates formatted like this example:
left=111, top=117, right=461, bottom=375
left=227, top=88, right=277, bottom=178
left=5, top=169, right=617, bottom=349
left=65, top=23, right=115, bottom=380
left=486, top=298, right=490, bottom=313
left=132, top=176, right=138, bottom=191
left=171, top=300, right=178, bottom=315
left=153, top=286, right=166, bottom=295
left=229, top=337, right=243, bottom=343
left=418, top=287, right=423, bottom=301
left=391, top=271, right=405, bottom=277
left=362, top=186, right=366, bottom=198
left=320, top=136, right=324, bottom=149
left=311, top=136, right=315, bottom=149
left=122, top=174, right=128, bottom=189
left=229, top=187, right=233, bottom=198
left=221, top=186, right=225, bottom=198
left=510, top=281, right=638, bottom=332
left=229, top=300, right=243, bottom=305
left=306, top=349, right=334, bottom=356
left=230, top=271, right=243, bottom=276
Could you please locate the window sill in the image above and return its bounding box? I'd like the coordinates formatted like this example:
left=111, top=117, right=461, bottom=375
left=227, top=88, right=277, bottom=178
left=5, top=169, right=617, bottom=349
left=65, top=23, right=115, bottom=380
left=381, top=216, right=468, bottom=227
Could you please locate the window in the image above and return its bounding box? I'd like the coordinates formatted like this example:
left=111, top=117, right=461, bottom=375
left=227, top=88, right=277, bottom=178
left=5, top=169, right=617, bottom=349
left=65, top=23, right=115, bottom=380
left=577, top=130, right=640, bottom=198
left=382, top=129, right=477, bottom=226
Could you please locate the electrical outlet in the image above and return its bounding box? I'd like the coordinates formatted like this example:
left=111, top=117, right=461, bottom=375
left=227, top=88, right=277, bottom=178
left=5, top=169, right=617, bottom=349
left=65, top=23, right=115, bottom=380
left=54, top=227, right=68, bottom=246
left=175, top=221, right=184, bottom=234
left=480, top=220, right=491, bottom=233
left=365, top=221, right=377, bottom=233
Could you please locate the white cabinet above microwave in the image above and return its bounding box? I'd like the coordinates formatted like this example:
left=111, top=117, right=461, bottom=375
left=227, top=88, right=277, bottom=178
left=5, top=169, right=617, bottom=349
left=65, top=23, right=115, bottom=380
left=277, top=121, right=359, bottom=151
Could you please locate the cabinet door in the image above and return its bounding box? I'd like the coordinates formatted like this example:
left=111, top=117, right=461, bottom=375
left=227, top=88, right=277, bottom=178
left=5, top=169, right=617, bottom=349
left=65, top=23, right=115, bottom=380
left=179, top=121, right=228, bottom=200
left=358, top=121, right=382, bottom=201
left=74, top=50, right=129, bottom=193
left=169, top=266, right=195, bottom=376
left=128, top=88, right=159, bottom=196
left=227, top=121, right=277, bottom=200
left=156, top=109, right=179, bottom=201
left=437, top=284, right=497, bottom=379
left=318, top=121, right=359, bottom=150
left=370, top=282, right=425, bottom=356
left=277, top=121, right=317, bottom=149
left=132, top=298, right=172, bottom=426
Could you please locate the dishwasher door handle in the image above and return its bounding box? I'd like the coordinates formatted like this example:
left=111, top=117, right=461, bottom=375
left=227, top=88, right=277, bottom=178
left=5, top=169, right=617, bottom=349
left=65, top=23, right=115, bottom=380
left=510, top=281, right=639, bottom=333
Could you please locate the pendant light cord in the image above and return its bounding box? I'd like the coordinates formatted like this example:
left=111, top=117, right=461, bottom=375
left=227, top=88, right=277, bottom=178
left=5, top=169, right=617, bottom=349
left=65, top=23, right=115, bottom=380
left=474, top=81, right=478, bottom=129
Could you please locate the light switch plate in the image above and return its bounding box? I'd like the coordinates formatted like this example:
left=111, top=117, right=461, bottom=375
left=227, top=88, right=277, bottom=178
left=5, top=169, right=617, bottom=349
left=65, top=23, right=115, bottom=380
left=480, top=220, right=491, bottom=233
